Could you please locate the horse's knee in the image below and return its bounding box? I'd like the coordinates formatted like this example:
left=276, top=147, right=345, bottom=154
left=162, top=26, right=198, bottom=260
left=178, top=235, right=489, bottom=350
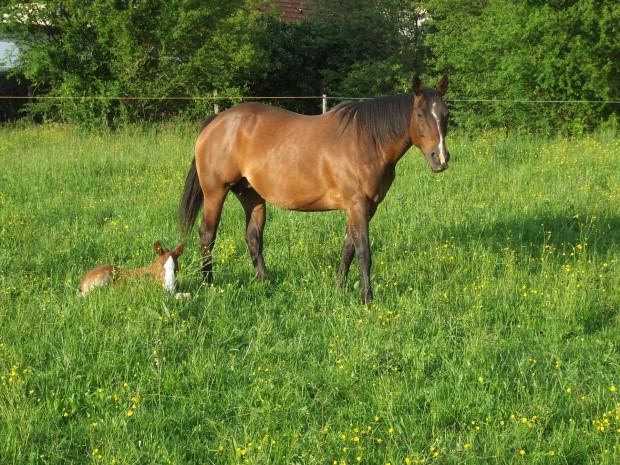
left=246, top=236, right=260, bottom=255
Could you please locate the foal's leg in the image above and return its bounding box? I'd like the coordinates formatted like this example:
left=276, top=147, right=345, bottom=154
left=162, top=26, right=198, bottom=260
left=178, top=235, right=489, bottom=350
left=346, top=202, right=374, bottom=304
left=199, top=191, right=227, bottom=284
left=234, top=188, right=268, bottom=280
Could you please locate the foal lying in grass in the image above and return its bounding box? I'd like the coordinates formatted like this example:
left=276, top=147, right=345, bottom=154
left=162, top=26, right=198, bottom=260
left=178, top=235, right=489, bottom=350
left=79, top=241, right=185, bottom=297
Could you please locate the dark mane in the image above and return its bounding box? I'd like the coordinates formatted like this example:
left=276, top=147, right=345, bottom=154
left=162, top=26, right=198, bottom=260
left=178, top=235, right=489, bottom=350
left=331, top=93, right=414, bottom=151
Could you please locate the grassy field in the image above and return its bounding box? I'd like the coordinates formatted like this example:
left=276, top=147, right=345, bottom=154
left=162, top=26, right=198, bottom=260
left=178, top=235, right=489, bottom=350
left=0, top=124, right=618, bottom=464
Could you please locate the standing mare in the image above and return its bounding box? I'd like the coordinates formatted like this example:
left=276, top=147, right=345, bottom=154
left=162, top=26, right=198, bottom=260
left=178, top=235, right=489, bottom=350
left=180, top=75, right=450, bottom=303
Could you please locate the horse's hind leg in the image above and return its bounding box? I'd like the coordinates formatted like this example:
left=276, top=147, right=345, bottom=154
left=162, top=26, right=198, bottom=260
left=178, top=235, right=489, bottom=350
left=233, top=187, right=267, bottom=281
left=199, top=191, right=227, bottom=284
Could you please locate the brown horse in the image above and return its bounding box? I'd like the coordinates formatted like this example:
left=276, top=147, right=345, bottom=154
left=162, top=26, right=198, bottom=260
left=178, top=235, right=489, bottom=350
left=79, top=241, right=185, bottom=297
left=180, top=75, right=450, bottom=303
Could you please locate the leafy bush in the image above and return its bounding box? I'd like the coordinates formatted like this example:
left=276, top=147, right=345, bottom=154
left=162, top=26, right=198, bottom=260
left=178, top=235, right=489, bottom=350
left=1, top=0, right=617, bottom=133
left=424, top=0, right=619, bottom=134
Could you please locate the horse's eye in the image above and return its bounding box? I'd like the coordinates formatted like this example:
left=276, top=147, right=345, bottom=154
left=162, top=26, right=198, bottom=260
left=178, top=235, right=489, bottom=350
left=417, top=112, right=424, bottom=119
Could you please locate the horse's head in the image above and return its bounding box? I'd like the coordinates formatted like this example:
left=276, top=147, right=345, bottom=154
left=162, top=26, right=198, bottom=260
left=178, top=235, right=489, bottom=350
left=410, top=75, right=450, bottom=173
left=152, top=241, right=185, bottom=292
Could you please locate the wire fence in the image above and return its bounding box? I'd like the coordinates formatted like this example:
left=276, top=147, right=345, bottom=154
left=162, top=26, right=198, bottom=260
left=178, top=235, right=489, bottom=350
left=2, top=94, right=619, bottom=119
left=1, top=94, right=618, bottom=128
left=1, top=95, right=619, bottom=104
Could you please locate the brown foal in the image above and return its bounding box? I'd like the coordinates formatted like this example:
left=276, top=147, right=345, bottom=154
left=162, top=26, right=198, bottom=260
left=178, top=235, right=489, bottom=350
left=79, top=242, right=185, bottom=297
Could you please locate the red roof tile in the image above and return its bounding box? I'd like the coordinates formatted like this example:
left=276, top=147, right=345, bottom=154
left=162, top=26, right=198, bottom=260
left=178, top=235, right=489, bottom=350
left=273, top=0, right=314, bottom=22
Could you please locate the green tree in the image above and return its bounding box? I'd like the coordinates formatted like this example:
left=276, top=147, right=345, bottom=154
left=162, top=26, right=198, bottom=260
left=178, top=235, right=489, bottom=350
left=0, top=0, right=265, bottom=126
left=423, top=0, right=619, bottom=134
left=251, top=0, right=430, bottom=113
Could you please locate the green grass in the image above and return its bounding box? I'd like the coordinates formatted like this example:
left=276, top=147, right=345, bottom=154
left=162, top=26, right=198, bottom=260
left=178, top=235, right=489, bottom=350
left=0, top=124, right=619, bottom=464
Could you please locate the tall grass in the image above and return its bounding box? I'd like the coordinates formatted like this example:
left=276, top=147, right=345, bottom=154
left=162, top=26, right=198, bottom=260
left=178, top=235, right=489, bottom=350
left=0, top=124, right=618, bottom=464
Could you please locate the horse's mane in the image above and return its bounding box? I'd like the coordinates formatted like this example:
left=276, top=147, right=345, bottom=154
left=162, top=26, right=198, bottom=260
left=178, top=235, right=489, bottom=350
left=331, top=93, right=414, bottom=151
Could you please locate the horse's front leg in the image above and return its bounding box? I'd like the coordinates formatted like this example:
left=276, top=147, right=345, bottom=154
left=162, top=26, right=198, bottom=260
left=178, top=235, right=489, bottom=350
left=346, top=202, right=373, bottom=304
left=337, top=225, right=355, bottom=287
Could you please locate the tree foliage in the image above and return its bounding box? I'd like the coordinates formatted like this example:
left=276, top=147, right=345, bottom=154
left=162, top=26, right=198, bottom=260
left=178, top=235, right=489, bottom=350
left=1, top=0, right=618, bottom=132
left=1, top=0, right=263, bottom=126
left=251, top=0, right=429, bottom=113
left=423, top=0, right=619, bottom=134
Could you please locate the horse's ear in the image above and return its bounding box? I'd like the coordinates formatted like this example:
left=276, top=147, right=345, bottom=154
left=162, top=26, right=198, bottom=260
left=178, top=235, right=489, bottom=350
left=413, top=75, right=424, bottom=96
left=154, top=241, right=164, bottom=255
left=173, top=243, right=185, bottom=257
left=437, top=75, right=448, bottom=96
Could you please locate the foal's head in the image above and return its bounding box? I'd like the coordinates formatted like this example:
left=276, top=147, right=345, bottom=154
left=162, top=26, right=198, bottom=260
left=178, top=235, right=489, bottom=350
left=410, top=75, right=450, bottom=173
left=148, top=241, right=185, bottom=292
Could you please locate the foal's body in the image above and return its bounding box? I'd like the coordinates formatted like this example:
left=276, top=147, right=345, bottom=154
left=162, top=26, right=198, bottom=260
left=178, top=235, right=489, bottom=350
left=79, top=242, right=184, bottom=296
left=180, top=76, right=450, bottom=303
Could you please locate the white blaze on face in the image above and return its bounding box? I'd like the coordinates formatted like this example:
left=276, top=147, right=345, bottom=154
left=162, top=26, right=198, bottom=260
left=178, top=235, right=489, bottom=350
left=431, top=101, right=448, bottom=165
left=163, top=256, right=176, bottom=292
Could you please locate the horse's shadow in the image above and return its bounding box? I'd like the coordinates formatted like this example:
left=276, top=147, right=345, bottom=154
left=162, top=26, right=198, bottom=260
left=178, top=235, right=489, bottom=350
left=401, top=211, right=619, bottom=335
left=450, top=212, right=619, bottom=259
left=176, top=212, right=618, bottom=312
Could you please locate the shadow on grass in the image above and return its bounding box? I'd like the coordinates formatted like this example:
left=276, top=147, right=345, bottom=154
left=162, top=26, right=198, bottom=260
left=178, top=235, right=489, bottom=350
left=455, top=211, right=619, bottom=259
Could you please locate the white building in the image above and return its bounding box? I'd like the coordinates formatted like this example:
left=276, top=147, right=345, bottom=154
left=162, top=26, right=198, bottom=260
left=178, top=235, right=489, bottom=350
left=0, top=38, right=20, bottom=73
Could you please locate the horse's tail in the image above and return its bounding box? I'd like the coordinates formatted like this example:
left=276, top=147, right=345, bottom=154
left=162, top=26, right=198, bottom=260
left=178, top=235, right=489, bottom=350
left=179, top=114, right=218, bottom=238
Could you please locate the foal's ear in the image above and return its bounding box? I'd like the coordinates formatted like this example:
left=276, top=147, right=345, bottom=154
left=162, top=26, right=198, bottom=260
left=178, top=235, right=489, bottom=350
left=173, top=243, right=185, bottom=257
left=413, top=75, right=424, bottom=96
left=154, top=241, right=164, bottom=255
left=437, top=75, right=448, bottom=96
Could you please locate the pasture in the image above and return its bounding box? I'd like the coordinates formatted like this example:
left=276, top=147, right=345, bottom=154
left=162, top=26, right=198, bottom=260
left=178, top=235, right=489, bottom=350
left=0, top=124, right=618, bottom=464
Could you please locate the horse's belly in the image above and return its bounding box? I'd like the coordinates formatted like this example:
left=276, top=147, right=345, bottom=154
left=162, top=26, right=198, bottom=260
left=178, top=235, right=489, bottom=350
left=246, top=170, right=342, bottom=212
left=236, top=119, right=349, bottom=211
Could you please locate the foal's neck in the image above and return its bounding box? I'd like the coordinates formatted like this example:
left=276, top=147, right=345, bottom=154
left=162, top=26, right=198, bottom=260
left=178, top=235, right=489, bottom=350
left=125, top=256, right=175, bottom=291
left=130, top=264, right=159, bottom=279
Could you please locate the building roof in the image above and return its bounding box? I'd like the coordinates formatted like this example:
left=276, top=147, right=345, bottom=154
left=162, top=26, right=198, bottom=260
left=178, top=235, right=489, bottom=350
left=274, top=0, right=314, bottom=22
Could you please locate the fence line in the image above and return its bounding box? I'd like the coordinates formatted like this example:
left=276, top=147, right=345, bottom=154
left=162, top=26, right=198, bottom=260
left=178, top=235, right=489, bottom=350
left=0, top=95, right=320, bottom=100
left=1, top=94, right=618, bottom=119
left=1, top=95, right=618, bottom=104
left=446, top=99, right=620, bottom=104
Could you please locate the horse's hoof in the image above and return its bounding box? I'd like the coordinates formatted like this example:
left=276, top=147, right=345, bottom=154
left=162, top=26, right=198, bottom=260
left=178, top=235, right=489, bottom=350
left=361, top=292, right=374, bottom=305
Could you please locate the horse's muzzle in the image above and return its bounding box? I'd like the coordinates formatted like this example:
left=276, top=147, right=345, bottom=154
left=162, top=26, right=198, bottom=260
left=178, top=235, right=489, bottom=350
left=428, top=150, right=450, bottom=173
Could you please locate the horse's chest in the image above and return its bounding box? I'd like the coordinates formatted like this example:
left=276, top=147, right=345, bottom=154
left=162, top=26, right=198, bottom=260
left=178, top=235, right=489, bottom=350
left=369, top=167, right=396, bottom=204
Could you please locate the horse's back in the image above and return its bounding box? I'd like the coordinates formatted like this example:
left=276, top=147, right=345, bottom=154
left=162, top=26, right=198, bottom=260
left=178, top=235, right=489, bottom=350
left=194, top=103, right=360, bottom=211
left=199, top=102, right=316, bottom=142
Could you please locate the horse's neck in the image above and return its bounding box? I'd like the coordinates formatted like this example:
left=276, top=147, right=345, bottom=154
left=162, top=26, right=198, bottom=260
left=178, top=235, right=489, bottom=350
left=380, top=137, right=413, bottom=166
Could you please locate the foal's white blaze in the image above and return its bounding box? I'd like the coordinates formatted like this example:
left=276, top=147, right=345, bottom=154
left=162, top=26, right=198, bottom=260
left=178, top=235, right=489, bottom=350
left=431, top=102, right=448, bottom=165
left=163, top=256, right=176, bottom=292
